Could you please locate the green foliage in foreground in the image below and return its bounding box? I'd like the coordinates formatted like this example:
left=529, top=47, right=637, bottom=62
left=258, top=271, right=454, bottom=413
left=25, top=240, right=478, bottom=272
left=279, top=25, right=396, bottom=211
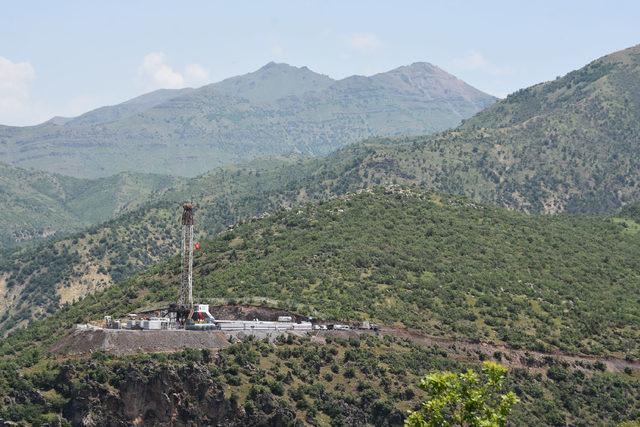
left=406, top=361, right=518, bottom=427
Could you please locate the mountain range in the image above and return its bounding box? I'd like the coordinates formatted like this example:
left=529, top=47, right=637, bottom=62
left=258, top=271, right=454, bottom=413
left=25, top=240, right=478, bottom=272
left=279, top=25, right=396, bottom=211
left=2, top=44, right=640, bottom=426
left=2, top=44, right=639, bottom=253
left=2, top=44, right=640, bottom=333
left=0, top=62, right=495, bottom=178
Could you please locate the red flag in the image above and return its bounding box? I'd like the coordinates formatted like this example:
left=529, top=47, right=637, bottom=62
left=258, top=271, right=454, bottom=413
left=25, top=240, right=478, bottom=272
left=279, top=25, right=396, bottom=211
left=194, top=242, right=201, bottom=250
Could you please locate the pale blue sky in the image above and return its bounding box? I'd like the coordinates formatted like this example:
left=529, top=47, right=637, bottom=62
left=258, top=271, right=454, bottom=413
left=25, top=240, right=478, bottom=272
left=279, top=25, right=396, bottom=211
left=1, top=0, right=638, bottom=125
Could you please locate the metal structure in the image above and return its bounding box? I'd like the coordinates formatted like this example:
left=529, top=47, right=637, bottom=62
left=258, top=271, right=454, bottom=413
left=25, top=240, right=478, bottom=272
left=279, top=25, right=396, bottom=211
left=179, top=203, right=194, bottom=307
left=168, top=202, right=195, bottom=324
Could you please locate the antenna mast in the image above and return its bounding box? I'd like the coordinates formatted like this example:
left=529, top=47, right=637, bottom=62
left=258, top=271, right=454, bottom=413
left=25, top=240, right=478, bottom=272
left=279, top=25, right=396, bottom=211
left=179, top=203, right=194, bottom=307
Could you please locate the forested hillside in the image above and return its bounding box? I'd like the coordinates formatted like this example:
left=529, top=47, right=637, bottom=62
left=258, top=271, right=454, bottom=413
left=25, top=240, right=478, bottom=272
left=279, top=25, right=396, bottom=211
left=3, top=44, right=640, bottom=338
left=1, top=188, right=639, bottom=426
left=435, top=43, right=640, bottom=212
left=134, top=188, right=640, bottom=359
left=8, top=188, right=640, bottom=356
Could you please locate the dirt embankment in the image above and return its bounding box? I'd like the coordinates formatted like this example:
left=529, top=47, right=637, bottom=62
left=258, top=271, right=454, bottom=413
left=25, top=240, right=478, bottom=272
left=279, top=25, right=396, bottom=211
left=51, top=328, right=311, bottom=356
left=50, top=329, right=227, bottom=356
left=51, top=304, right=639, bottom=374
left=51, top=326, right=640, bottom=375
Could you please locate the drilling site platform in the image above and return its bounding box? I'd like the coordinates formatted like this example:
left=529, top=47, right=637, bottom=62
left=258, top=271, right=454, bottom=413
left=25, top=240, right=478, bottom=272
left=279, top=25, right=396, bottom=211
left=100, top=202, right=313, bottom=333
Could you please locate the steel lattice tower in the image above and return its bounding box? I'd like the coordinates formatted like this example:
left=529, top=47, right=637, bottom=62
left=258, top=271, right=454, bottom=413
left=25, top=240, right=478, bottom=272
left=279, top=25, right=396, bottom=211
left=179, top=203, right=194, bottom=307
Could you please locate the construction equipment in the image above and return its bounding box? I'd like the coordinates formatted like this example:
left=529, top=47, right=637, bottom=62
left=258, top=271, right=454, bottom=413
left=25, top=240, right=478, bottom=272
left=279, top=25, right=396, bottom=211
left=185, top=304, right=217, bottom=330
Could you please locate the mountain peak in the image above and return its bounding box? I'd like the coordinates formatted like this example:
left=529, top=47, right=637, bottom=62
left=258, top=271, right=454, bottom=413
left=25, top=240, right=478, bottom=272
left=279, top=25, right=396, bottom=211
left=210, top=62, right=334, bottom=102
left=397, top=61, right=441, bottom=72
left=366, top=61, right=496, bottom=104
left=379, top=62, right=455, bottom=81
left=258, top=61, right=292, bottom=71
left=256, top=62, right=317, bottom=75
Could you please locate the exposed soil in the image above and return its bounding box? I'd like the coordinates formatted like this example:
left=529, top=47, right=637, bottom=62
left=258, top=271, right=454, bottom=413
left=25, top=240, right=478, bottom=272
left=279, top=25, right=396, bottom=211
left=50, top=328, right=310, bottom=356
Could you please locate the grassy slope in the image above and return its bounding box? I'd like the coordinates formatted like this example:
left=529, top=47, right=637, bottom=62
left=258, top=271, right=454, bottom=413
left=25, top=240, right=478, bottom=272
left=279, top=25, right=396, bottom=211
left=0, top=162, right=183, bottom=250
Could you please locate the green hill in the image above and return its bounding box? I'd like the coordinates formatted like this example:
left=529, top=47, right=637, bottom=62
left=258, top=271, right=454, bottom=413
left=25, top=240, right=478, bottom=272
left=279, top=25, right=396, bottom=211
left=0, top=62, right=495, bottom=178
left=425, top=43, right=640, bottom=213
left=4, top=43, right=640, bottom=340
left=127, top=188, right=640, bottom=358
left=1, top=189, right=639, bottom=426
left=8, top=188, right=640, bottom=355
left=0, top=162, right=183, bottom=250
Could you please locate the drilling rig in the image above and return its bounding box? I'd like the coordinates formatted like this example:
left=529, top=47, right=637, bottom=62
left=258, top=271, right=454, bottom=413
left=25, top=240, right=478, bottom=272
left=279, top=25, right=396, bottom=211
left=169, top=202, right=217, bottom=329
left=169, top=203, right=195, bottom=324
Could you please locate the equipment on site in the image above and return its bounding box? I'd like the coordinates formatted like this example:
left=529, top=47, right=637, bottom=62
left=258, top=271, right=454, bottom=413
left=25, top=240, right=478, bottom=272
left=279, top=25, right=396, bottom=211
left=185, top=304, right=217, bottom=330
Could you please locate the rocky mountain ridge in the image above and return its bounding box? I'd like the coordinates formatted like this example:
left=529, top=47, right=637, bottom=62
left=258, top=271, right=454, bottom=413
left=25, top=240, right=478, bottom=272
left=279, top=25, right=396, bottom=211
left=0, top=62, right=496, bottom=178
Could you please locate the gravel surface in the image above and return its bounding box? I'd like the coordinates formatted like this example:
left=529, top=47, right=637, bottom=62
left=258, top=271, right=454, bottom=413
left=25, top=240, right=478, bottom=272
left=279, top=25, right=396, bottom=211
left=50, top=328, right=311, bottom=356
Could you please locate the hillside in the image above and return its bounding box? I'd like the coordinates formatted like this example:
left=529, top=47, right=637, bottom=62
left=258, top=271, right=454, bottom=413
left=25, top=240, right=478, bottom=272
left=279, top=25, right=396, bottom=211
left=310, top=44, right=640, bottom=214
left=3, top=44, right=640, bottom=335
left=0, top=62, right=495, bottom=178
left=1, top=189, right=639, bottom=426
left=0, top=155, right=346, bottom=332
left=434, top=43, right=640, bottom=212
left=133, top=188, right=640, bottom=358
left=6, top=188, right=640, bottom=356
left=0, top=162, right=183, bottom=249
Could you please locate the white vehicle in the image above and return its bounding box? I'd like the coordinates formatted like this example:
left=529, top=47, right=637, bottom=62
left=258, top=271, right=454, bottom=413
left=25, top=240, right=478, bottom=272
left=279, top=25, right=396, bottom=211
left=333, top=324, right=350, bottom=330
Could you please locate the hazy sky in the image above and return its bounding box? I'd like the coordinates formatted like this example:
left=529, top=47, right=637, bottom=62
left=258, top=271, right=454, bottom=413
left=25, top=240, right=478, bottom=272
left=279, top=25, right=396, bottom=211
left=1, top=0, right=638, bottom=126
